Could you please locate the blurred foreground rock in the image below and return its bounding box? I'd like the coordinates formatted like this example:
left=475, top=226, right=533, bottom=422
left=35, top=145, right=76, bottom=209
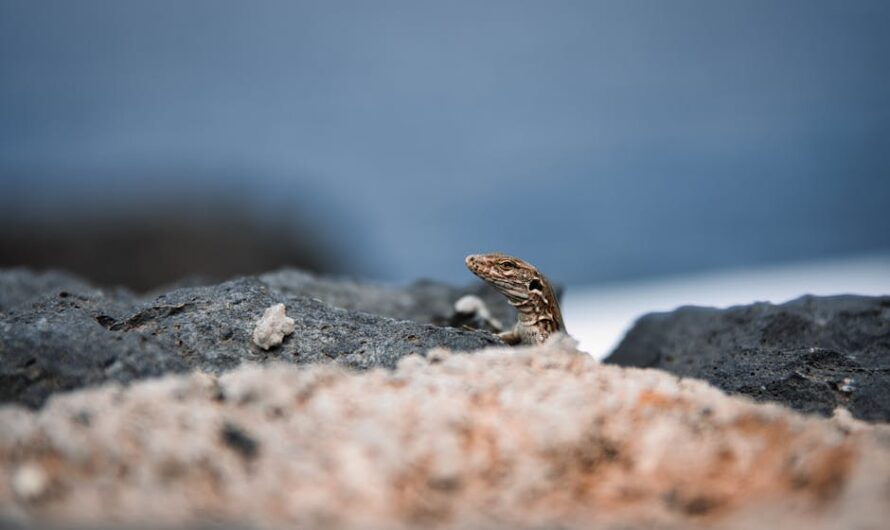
left=0, top=268, right=507, bottom=408
left=1, top=339, right=889, bottom=530
left=606, top=295, right=890, bottom=422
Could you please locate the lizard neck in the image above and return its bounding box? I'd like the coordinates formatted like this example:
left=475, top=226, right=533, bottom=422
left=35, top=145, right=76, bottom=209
left=510, top=282, right=564, bottom=334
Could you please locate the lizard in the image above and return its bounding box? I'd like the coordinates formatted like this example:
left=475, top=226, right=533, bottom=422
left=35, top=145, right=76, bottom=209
left=464, top=252, right=565, bottom=345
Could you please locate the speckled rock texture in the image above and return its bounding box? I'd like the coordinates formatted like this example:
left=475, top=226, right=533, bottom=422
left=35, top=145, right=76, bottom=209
left=1, top=339, right=889, bottom=530
left=605, top=295, right=890, bottom=422
left=0, top=268, right=508, bottom=409
left=259, top=269, right=520, bottom=328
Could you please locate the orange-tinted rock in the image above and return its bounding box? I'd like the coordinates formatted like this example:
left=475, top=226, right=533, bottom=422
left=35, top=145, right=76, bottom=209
left=1, top=338, right=888, bottom=530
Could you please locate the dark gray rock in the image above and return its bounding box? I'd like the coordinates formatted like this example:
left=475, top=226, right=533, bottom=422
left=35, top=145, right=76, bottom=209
left=107, top=276, right=501, bottom=372
left=605, top=295, right=890, bottom=422
left=0, top=268, right=115, bottom=312
left=0, top=269, right=504, bottom=409
left=0, top=284, right=188, bottom=409
left=259, top=269, right=516, bottom=326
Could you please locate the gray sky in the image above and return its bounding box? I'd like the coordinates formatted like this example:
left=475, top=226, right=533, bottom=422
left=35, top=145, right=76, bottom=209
left=2, top=1, right=888, bottom=283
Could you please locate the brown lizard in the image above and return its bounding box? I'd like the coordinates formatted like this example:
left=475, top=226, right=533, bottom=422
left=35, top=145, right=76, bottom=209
left=465, top=253, right=565, bottom=345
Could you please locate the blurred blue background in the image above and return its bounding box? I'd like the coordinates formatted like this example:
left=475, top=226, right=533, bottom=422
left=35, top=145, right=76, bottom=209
left=1, top=1, right=889, bottom=289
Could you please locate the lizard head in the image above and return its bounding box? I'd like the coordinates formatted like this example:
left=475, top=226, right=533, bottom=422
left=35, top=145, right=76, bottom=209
left=465, top=253, right=546, bottom=304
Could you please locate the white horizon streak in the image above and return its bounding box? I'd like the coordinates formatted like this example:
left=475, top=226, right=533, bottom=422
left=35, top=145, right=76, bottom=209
left=563, top=254, right=890, bottom=361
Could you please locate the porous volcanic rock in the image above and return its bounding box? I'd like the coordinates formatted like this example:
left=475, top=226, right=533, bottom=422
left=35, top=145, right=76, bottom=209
left=0, top=339, right=888, bottom=530
left=0, top=269, right=186, bottom=409
left=605, top=295, right=890, bottom=422
left=0, top=269, right=108, bottom=312
left=0, top=268, right=506, bottom=408
left=259, top=269, right=517, bottom=326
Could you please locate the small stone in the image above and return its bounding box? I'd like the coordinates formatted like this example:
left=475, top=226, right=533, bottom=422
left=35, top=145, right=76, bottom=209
left=12, top=463, right=49, bottom=501
left=454, top=294, right=486, bottom=316
left=220, top=422, right=260, bottom=461
left=252, top=303, right=295, bottom=350
left=452, top=294, right=503, bottom=332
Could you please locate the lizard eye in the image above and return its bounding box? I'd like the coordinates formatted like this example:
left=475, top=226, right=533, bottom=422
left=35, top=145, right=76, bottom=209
left=529, top=279, right=544, bottom=291
left=499, top=261, right=516, bottom=270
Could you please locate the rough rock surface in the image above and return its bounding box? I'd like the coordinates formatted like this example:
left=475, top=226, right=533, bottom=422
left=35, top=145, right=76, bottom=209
left=0, top=269, right=107, bottom=312
left=1, top=339, right=889, bottom=530
left=606, top=295, right=890, bottom=422
left=259, top=269, right=519, bottom=327
left=0, top=268, right=508, bottom=408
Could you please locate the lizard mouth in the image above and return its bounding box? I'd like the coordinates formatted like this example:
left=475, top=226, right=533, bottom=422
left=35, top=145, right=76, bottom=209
left=465, top=254, right=482, bottom=273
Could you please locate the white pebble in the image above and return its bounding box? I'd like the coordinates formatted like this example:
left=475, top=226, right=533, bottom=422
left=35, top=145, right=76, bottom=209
left=13, top=463, right=49, bottom=500
left=252, top=303, right=295, bottom=350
